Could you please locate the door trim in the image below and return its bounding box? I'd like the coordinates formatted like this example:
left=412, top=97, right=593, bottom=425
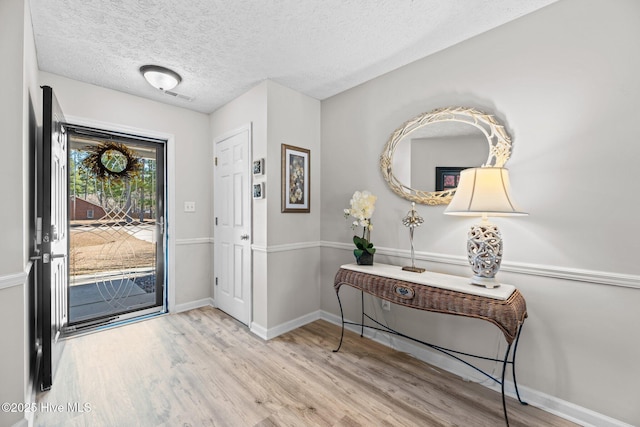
left=212, top=123, right=253, bottom=322
left=64, top=115, right=177, bottom=312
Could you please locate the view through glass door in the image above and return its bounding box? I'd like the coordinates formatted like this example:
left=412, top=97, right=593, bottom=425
left=66, top=126, right=166, bottom=330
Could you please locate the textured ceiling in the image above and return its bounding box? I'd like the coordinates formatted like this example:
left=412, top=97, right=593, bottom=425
left=29, top=0, right=557, bottom=114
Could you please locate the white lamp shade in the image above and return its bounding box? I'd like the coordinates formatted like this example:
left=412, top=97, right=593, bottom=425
left=444, top=167, right=527, bottom=217
left=140, top=65, right=181, bottom=91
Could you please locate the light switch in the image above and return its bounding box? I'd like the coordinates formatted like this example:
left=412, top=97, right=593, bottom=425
left=184, top=201, right=196, bottom=212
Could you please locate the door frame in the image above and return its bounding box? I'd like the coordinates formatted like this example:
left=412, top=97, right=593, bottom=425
left=212, top=123, right=253, bottom=324
left=65, top=115, right=177, bottom=312
left=65, top=126, right=167, bottom=327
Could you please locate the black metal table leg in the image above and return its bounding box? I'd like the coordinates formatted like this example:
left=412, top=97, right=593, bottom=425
left=332, top=291, right=345, bottom=352
left=511, top=323, right=528, bottom=405
left=360, top=290, right=364, bottom=337
left=501, top=343, right=512, bottom=426
left=332, top=282, right=528, bottom=427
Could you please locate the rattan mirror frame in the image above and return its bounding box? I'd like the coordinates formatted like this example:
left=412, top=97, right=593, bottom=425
left=380, top=106, right=513, bottom=205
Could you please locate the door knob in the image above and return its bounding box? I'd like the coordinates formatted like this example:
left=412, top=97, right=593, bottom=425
left=240, top=234, right=249, bottom=240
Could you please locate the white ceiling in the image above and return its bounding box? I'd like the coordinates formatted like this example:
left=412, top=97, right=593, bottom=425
left=29, top=0, right=557, bottom=114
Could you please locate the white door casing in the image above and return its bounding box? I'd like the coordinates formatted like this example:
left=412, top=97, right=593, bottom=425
left=213, top=125, right=252, bottom=325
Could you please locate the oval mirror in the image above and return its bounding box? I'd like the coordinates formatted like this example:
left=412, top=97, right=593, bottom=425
left=380, top=107, right=512, bottom=205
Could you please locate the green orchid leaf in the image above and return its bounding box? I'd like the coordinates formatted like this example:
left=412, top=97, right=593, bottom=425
left=353, top=235, right=375, bottom=255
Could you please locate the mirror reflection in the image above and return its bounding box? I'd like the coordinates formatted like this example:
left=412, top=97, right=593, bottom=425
left=380, top=107, right=512, bottom=205
left=393, top=122, right=488, bottom=191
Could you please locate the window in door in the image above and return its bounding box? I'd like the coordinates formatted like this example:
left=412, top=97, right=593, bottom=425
left=66, top=125, right=167, bottom=330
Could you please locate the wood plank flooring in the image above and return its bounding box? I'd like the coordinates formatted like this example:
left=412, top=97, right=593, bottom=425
left=35, top=307, right=576, bottom=427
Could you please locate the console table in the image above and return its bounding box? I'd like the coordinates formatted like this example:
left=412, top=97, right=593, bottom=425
left=333, top=263, right=528, bottom=426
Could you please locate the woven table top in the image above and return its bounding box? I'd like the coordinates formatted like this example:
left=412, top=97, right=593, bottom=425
left=334, top=266, right=527, bottom=344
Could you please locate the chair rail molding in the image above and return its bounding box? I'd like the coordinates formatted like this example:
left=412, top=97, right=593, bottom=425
left=176, top=237, right=214, bottom=246
left=0, top=271, right=28, bottom=291
left=252, top=241, right=321, bottom=253
left=321, top=241, right=640, bottom=290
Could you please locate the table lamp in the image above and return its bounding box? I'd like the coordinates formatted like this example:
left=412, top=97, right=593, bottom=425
left=444, top=167, right=527, bottom=288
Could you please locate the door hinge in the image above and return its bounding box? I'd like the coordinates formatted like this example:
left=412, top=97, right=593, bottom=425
left=215, top=277, right=218, bottom=286
left=214, top=157, right=218, bottom=166
left=215, top=217, right=218, bottom=226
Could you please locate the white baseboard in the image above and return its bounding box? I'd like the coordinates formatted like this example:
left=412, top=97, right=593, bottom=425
left=174, top=299, right=322, bottom=342
left=249, top=322, right=268, bottom=340
left=173, top=297, right=214, bottom=313
left=250, top=310, right=322, bottom=340
left=504, top=385, right=634, bottom=427
left=319, top=310, right=632, bottom=427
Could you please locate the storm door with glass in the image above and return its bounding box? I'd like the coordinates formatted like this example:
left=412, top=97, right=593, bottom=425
left=66, top=126, right=166, bottom=330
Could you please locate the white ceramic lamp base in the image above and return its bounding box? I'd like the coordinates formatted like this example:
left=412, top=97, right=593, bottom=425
left=467, top=220, right=503, bottom=288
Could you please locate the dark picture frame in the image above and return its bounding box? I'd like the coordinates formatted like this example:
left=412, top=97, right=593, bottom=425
left=435, top=167, right=469, bottom=191
left=253, top=158, right=264, bottom=175
left=253, top=182, right=264, bottom=199
left=281, top=144, right=310, bottom=213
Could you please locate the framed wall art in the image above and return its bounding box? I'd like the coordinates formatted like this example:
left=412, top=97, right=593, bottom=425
left=435, top=167, right=469, bottom=191
left=253, top=182, right=264, bottom=199
left=281, top=144, right=310, bottom=213
left=253, top=158, right=264, bottom=175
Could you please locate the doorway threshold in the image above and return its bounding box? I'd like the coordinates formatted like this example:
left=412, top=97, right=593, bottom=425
left=63, top=307, right=167, bottom=338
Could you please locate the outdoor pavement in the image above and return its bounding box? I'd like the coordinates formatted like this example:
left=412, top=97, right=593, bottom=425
left=69, top=277, right=155, bottom=323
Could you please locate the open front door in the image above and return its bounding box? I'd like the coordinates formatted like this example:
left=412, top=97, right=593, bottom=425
left=37, top=85, right=68, bottom=390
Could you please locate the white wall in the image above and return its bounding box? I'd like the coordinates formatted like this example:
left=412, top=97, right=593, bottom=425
left=320, top=0, right=640, bottom=425
left=39, top=72, right=213, bottom=308
left=210, top=81, right=269, bottom=327
left=0, top=0, right=35, bottom=426
left=1, top=0, right=25, bottom=276
left=264, top=82, right=321, bottom=329
left=210, top=80, right=321, bottom=333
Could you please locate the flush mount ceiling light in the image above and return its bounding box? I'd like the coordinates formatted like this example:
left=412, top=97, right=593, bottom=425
left=139, top=65, right=182, bottom=91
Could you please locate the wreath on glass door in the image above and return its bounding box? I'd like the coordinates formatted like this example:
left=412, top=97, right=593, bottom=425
left=83, top=141, right=141, bottom=180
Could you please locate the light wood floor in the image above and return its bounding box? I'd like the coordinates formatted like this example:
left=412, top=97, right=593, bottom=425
left=35, top=307, right=576, bottom=427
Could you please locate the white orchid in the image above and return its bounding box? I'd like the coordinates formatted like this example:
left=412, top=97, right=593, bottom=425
left=343, top=190, right=377, bottom=258
left=344, top=190, right=377, bottom=231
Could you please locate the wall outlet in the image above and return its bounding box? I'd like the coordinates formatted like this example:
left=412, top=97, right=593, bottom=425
left=184, top=201, right=196, bottom=212
left=381, top=300, right=391, bottom=311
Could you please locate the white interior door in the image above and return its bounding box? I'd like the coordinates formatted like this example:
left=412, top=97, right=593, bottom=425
left=213, top=125, right=252, bottom=325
